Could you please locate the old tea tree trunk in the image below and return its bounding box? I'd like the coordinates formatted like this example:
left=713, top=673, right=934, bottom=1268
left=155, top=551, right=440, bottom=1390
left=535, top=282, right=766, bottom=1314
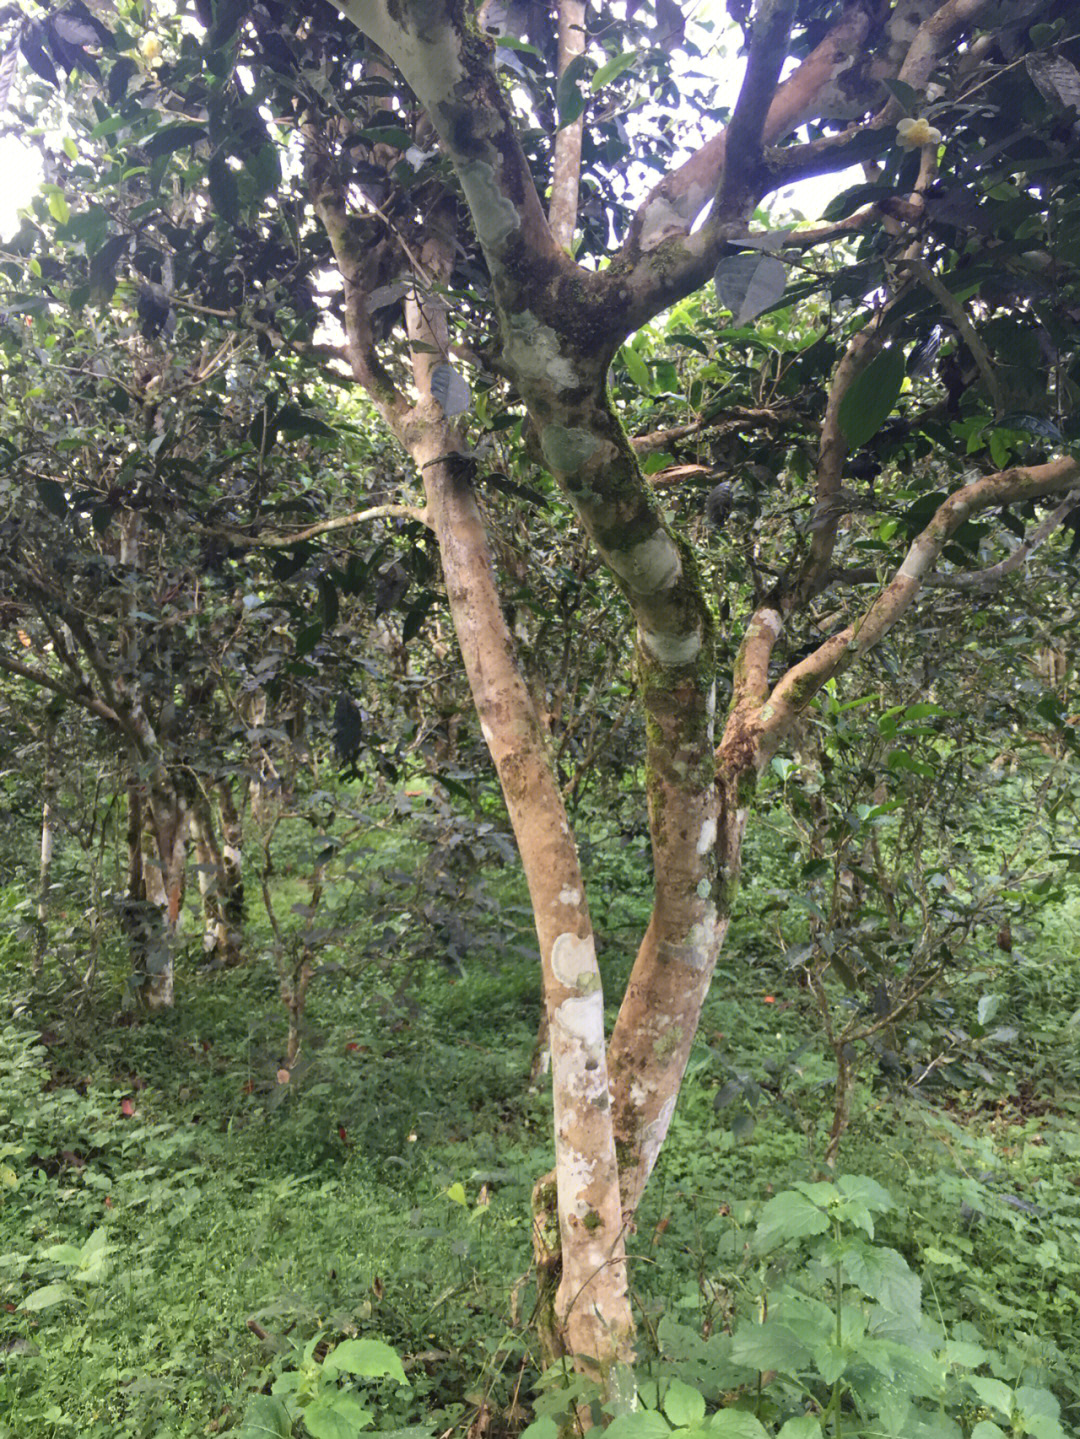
left=323, top=0, right=1080, bottom=1388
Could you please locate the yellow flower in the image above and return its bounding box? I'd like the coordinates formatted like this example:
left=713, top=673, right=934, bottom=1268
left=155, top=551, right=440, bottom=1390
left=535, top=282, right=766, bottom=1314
left=896, top=116, right=943, bottom=149
left=139, top=34, right=161, bottom=62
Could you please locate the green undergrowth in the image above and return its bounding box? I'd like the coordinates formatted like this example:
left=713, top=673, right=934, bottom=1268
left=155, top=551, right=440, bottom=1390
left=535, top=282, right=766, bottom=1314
left=1, top=811, right=1079, bottom=1438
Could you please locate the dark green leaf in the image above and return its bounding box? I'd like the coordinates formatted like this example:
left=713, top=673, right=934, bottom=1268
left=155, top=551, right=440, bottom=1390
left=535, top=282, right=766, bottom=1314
left=20, top=22, right=60, bottom=87
left=235, top=1395, right=293, bottom=1439
left=89, top=232, right=128, bottom=305
left=107, top=56, right=136, bottom=104
left=0, top=31, right=20, bottom=112
left=295, top=621, right=323, bottom=657
left=838, top=346, right=906, bottom=449
left=36, top=478, right=68, bottom=516
left=557, top=53, right=591, bottom=129
left=245, top=144, right=282, bottom=197
left=883, top=78, right=919, bottom=113
left=144, top=123, right=208, bottom=159
left=590, top=51, right=637, bottom=92
left=402, top=593, right=437, bottom=644
left=207, top=152, right=240, bottom=224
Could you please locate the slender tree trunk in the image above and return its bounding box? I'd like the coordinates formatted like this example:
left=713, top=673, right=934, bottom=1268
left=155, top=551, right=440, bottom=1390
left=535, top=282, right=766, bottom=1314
left=419, top=437, right=634, bottom=1374
left=126, top=769, right=145, bottom=903
left=307, top=160, right=636, bottom=1373
left=215, top=779, right=245, bottom=964
left=190, top=794, right=229, bottom=961
left=245, top=691, right=277, bottom=827
left=124, top=779, right=186, bottom=1010
left=33, top=710, right=57, bottom=975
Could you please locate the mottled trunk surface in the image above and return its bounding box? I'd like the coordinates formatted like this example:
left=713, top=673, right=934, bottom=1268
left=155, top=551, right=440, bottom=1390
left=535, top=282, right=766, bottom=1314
left=131, top=785, right=187, bottom=1010
left=416, top=432, right=634, bottom=1374
left=190, top=797, right=230, bottom=962
left=216, top=779, right=245, bottom=964
left=34, top=712, right=57, bottom=974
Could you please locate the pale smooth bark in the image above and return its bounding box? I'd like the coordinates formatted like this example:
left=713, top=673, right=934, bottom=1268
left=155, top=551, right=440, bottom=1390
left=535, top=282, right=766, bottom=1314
left=33, top=709, right=57, bottom=974
left=307, top=160, right=633, bottom=1372
left=216, top=779, right=245, bottom=963
left=549, top=0, right=586, bottom=251
left=190, top=795, right=231, bottom=961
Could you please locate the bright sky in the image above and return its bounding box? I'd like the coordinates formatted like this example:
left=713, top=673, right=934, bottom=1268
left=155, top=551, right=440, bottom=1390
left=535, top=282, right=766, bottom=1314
left=0, top=134, right=42, bottom=240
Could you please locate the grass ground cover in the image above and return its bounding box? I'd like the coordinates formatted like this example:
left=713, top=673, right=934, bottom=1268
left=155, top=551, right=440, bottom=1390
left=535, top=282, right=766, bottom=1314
left=1, top=816, right=1078, bottom=1438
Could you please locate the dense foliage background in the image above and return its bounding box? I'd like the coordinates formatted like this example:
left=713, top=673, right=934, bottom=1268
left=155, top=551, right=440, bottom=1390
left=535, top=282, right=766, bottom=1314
left=0, top=0, right=1079, bottom=1434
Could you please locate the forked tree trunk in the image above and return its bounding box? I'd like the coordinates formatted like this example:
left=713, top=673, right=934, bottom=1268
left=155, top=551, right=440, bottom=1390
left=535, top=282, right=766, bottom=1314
left=124, top=779, right=187, bottom=1010
left=307, top=164, right=636, bottom=1374
left=308, top=0, right=1080, bottom=1381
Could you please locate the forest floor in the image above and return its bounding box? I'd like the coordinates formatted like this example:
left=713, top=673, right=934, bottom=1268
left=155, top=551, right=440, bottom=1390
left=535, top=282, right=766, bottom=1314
left=2, top=817, right=1079, bottom=1438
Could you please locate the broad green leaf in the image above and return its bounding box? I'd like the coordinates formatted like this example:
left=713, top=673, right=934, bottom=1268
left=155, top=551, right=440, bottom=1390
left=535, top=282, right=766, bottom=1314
left=355, top=126, right=414, bottom=149
left=621, top=345, right=652, bottom=393
left=19, top=1282, right=76, bottom=1310
left=837, top=346, right=906, bottom=449
left=977, top=994, right=1002, bottom=1026
left=715, top=253, right=787, bottom=326
left=557, top=53, right=592, bottom=128
left=835, top=1175, right=894, bottom=1213
left=730, top=1320, right=813, bottom=1373
left=662, top=1379, right=705, bottom=1429
left=970, top=1425, right=1007, bottom=1439
left=754, top=1190, right=831, bottom=1250
left=1015, top=1386, right=1063, bottom=1439
left=883, top=78, right=919, bottom=112
left=969, top=1377, right=1015, bottom=1419
left=143, top=122, right=208, bottom=158
left=323, top=1338, right=408, bottom=1384
left=303, top=1391, right=373, bottom=1439
left=42, top=1243, right=82, bottom=1265
left=235, top=1395, right=294, bottom=1439
left=519, top=1419, right=559, bottom=1439
left=941, top=1339, right=989, bottom=1366
left=707, top=1412, right=769, bottom=1439
left=47, top=190, right=70, bottom=225
left=296, top=621, right=323, bottom=657
left=591, top=51, right=638, bottom=92
left=246, top=144, right=283, bottom=198
left=207, top=152, right=241, bottom=224
left=840, top=1242, right=921, bottom=1319
left=777, top=1420, right=821, bottom=1439
left=605, top=1411, right=672, bottom=1439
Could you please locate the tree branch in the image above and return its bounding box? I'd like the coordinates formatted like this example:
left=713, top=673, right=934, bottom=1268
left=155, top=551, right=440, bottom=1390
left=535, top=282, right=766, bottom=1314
left=548, top=0, right=587, bottom=251
left=887, top=0, right=1003, bottom=122
left=786, top=309, right=893, bottom=608
left=625, top=3, right=871, bottom=254
left=631, top=404, right=794, bottom=456
left=756, top=456, right=1080, bottom=754
left=717, top=0, right=798, bottom=220
left=924, top=489, right=1080, bottom=591
left=216, top=504, right=430, bottom=550
left=303, top=136, right=410, bottom=424
left=0, top=651, right=128, bottom=734
left=897, top=258, right=1004, bottom=417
